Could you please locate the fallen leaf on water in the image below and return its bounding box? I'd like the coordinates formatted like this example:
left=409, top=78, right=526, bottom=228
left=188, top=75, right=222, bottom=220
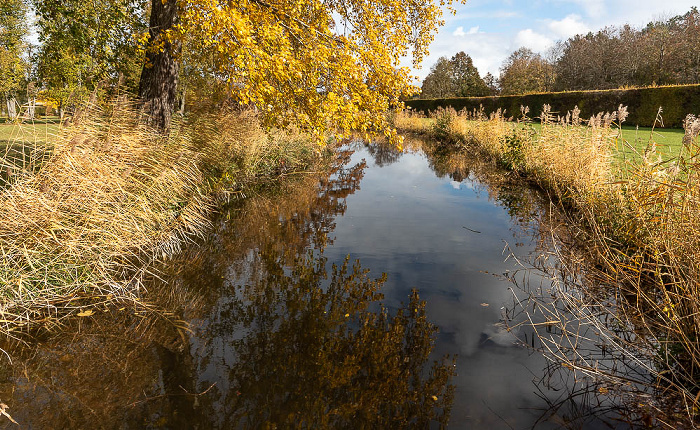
left=77, top=309, right=94, bottom=317
left=480, top=303, right=489, bottom=307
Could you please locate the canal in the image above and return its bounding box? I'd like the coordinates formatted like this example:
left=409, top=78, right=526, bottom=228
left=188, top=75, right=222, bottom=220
left=0, top=139, right=627, bottom=429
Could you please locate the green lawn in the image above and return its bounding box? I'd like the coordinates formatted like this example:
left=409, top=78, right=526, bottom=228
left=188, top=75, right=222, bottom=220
left=0, top=118, right=61, bottom=148
left=0, top=119, right=60, bottom=184
left=616, top=125, right=685, bottom=163
left=526, top=122, right=685, bottom=164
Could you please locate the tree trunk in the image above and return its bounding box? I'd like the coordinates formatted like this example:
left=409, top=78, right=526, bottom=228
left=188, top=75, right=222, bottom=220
left=6, top=97, right=18, bottom=121
left=138, top=0, right=180, bottom=132
left=27, top=97, right=36, bottom=120
left=178, top=85, right=186, bottom=116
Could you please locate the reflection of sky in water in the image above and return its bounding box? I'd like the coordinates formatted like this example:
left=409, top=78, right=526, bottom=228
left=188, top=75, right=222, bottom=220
left=0, top=143, right=626, bottom=429
left=321, top=147, right=558, bottom=428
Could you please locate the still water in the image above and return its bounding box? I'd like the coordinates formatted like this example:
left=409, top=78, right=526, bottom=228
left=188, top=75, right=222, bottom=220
left=0, top=140, right=621, bottom=429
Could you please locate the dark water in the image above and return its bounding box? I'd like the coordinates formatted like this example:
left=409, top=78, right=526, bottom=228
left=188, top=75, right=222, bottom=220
left=0, top=140, right=623, bottom=429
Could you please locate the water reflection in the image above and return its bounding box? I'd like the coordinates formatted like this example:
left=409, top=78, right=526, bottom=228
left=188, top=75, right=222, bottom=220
left=366, top=141, right=404, bottom=167
left=0, top=137, right=640, bottom=428
left=414, top=138, right=642, bottom=427
left=0, top=147, right=455, bottom=428
left=197, top=250, right=454, bottom=428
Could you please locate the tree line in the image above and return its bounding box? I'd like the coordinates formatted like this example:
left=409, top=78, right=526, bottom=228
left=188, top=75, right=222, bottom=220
left=420, top=7, right=700, bottom=98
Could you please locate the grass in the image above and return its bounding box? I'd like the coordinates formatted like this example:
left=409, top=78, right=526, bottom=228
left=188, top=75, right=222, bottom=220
left=0, top=119, right=61, bottom=186
left=0, top=100, right=322, bottom=337
left=527, top=123, right=685, bottom=164
left=395, top=106, right=700, bottom=427
left=618, top=124, right=684, bottom=155
left=397, top=112, right=686, bottom=173
left=0, top=118, right=61, bottom=146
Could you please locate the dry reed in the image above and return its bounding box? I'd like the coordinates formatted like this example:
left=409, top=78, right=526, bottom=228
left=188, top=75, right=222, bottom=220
left=0, top=99, right=320, bottom=336
left=395, top=105, right=700, bottom=425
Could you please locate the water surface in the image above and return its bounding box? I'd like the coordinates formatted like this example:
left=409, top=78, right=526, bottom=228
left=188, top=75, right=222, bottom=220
left=0, top=140, right=621, bottom=429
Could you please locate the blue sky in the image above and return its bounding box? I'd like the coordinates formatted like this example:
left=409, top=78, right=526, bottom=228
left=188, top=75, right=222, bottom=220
left=409, top=0, right=699, bottom=83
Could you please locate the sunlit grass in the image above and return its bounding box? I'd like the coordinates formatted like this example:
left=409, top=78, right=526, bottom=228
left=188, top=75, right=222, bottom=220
left=526, top=122, right=684, bottom=162
left=0, top=118, right=61, bottom=148
left=401, top=113, right=686, bottom=174
left=0, top=102, right=321, bottom=336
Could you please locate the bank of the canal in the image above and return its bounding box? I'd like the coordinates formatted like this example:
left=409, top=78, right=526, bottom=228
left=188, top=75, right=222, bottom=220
left=0, top=139, right=632, bottom=428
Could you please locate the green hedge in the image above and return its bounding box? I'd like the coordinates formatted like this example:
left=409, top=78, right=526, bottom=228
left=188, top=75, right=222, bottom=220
left=405, top=85, right=700, bottom=128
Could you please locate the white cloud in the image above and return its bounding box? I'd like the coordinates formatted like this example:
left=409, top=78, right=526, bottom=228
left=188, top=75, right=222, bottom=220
left=492, top=10, right=519, bottom=19
left=547, top=14, right=590, bottom=39
left=515, top=29, right=553, bottom=53
left=593, top=1, right=698, bottom=28
left=407, top=31, right=513, bottom=81
left=453, top=26, right=481, bottom=37
left=408, top=0, right=700, bottom=84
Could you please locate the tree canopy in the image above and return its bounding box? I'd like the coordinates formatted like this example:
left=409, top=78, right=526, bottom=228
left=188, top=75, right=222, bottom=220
left=32, top=0, right=148, bottom=115
left=498, top=48, right=554, bottom=95
left=0, top=0, right=29, bottom=118
left=420, top=52, right=490, bottom=99
left=496, top=7, right=700, bottom=94
left=30, top=0, right=460, bottom=138
left=553, top=8, right=700, bottom=90
left=135, top=0, right=460, bottom=140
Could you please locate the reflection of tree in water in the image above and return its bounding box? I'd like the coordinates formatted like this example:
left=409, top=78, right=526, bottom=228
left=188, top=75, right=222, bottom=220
left=365, top=141, right=404, bottom=167
left=0, top=306, right=202, bottom=428
left=424, top=143, right=472, bottom=184
left=184, top=146, right=455, bottom=428
left=422, top=139, right=543, bottom=225
left=0, top=146, right=455, bottom=428
left=200, top=249, right=455, bottom=428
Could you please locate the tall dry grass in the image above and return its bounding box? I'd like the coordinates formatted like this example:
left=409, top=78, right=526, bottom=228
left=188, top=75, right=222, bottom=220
left=395, top=106, right=700, bottom=425
left=0, top=99, right=320, bottom=336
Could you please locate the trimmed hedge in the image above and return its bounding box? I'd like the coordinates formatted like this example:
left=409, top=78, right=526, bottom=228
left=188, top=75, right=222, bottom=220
left=405, top=85, right=700, bottom=128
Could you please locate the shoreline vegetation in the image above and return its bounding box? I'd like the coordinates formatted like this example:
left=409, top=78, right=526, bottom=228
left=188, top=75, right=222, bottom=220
left=3, top=91, right=700, bottom=426
left=395, top=106, right=700, bottom=426
left=0, top=98, right=324, bottom=339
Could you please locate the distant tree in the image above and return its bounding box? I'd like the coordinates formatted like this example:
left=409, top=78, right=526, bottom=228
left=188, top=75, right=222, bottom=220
left=420, top=57, right=453, bottom=99
left=32, top=0, right=148, bottom=118
left=554, top=29, right=617, bottom=90
left=674, top=7, right=700, bottom=83
left=450, top=52, right=490, bottom=97
left=0, top=0, right=29, bottom=119
left=498, top=48, right=554, bottom=95
left=552, top=7, right=700, bottom=91
left=420, top=52, right=489, bottom=98
left=640, top=20, right=675, bottom=85
left=482, top=72, right=498, bottom=95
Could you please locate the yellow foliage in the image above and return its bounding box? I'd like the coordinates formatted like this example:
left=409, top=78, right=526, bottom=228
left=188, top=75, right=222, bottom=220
left=163, top=0, right=462, bottom=143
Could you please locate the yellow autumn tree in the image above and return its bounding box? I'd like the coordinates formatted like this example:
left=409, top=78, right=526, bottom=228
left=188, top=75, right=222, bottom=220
left=139, top=0, right=461, bottom=142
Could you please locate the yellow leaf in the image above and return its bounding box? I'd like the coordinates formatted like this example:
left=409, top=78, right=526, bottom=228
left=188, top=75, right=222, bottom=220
left=77, top=309, right=94, bottom=317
